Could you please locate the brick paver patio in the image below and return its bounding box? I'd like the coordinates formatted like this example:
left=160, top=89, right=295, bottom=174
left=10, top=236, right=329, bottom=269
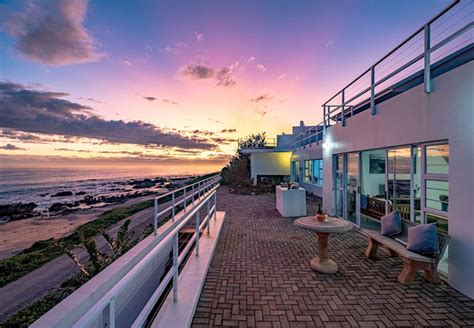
left=192, top=186, right=474, bottom=327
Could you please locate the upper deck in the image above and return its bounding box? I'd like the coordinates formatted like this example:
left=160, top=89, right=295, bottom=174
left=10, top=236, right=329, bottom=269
left=292, top=0, right=473, bottom=150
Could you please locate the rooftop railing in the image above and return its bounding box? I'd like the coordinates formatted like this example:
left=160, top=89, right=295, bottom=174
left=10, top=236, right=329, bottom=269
left=237, top=138, right=277, bottom=149
left=35, top=174, right=221, bottom=328
left=292, top=125, right=324, bottom=149
left=322, top=0, right=473, bottom=128
left=292, top=0, right=472, bottom=150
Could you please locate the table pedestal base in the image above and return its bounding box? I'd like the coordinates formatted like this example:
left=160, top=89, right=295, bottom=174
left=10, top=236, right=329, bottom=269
left=310, top=257, right=338, bottom=274
left=311, top=232, right=338, bottom=274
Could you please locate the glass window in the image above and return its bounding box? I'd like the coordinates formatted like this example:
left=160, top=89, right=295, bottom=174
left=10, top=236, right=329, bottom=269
left=293, top=161, right=300, bottom=183
left=291, top=161, right=300, bottom=183
left=426, top=180, right=449, bottom=212
left=304, top=160, right=312, bottom=183
left=426, top=144, right=449, bottom=174
left=312, top=159, right=323, bottom=186
left=426, top=213, right=448, bottom=233
left=335, top=155, right=344, bottom=188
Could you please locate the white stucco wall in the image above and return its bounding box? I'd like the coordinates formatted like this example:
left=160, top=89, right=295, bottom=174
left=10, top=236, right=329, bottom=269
left=291, top=144, right=324, bottom=197
left=317, top=61, right=473, bottom=297
left=249, top=151, right=291, bottom=183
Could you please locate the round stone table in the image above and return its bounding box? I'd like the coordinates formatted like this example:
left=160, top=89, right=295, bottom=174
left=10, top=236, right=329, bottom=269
left=294, top=216, right=352, bottom=274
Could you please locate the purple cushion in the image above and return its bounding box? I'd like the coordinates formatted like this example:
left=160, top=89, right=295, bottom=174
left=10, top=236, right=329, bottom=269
left=406, top=223, right=439, bottom=254
left=381, top=210, right=401, bottom=236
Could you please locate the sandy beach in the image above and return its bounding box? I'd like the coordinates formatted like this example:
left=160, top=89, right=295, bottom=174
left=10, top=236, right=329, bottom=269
left=0, top=195, right=154, bottom=260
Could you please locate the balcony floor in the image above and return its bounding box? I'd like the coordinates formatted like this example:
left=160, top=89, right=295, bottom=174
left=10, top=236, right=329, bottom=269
left=192, top=186, right=474, bottom=327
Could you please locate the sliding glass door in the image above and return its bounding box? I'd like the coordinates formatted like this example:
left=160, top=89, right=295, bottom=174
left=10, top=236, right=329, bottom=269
left=359, top=149, right=386, bottom=230
left=334, top=155, right=344, bottom=217
left=387, top=147, right=412, bottom=221
left=346, top=153, right=359, bottom=225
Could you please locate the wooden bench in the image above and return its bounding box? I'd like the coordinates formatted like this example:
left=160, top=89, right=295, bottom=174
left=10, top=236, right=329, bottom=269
left=364, top=220, right=450, bottom=285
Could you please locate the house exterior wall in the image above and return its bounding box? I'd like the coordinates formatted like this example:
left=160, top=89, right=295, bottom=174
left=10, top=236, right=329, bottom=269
left=249, top=152, right=291, bottom=183
left=316, top=60, right=473, bottom=297
left=291, top=144, right=324, bottom=197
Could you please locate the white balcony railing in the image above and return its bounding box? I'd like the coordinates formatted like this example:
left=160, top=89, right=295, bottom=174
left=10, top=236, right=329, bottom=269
left=237, top=137, right=276, bottom=149
left=293, top=0, right=472, bottom=150
left=322, top=0, right=473, bottom=128
left=33, top=174, right=221, bottom=328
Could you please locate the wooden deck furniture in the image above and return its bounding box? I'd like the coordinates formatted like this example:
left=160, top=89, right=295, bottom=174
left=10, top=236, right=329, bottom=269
left=364, top=220, right=449, bottom=285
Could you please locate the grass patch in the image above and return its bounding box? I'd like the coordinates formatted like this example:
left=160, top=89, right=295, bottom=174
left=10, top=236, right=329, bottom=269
left=0, top=199, right=154, bottom=288
left=1, top=216, right=173, bottom=326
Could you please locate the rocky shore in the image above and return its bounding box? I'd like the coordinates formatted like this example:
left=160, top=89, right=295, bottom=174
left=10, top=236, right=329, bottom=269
left=0, top=176, right=188, bottom=223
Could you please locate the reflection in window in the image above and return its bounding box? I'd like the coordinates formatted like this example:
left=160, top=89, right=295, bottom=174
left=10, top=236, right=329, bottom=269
left=426, top=180, right=449, bottom=212
left=426, top=213, right=448, bottom=232
left=292, top=161, right=300, bottom=183
left=312, top=159, right=323, bottom=186
left=304, top=160, right=312, bottom=183
left=426, top=144, right=449, bottom=174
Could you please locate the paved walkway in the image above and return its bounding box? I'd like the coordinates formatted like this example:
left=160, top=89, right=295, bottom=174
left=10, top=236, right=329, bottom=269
left=192, top=186, right=474, bottom=327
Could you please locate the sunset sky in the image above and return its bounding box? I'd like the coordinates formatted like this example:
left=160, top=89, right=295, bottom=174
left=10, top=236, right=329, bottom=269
left=0, top=0, right=450, bottom=171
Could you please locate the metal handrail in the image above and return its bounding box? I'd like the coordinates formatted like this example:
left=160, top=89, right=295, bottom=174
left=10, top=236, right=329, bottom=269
left=72, top=178, right=220, bottom=328
left=322, top=0, right=472, bottom=128
left=153, top=174, right=220, bottom=232
left=322, top=0, right=461, bottom=106
left=237, top=138, right=277, bottom=149
left=291, top=124, right=324, bottom=149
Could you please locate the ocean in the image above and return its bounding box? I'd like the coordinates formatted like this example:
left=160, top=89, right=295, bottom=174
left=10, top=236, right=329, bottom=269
left=0, top=167, right=199, bottom=213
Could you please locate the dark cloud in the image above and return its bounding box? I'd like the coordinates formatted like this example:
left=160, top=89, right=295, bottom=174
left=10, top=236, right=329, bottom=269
left=211, top=137, right=238, bottom=145
left=0, top=81, right=215, bottom=150
left=162, top=99, right=178, bottom=105
left=215, top=68, right=236, bottom=87
left=221, top=129, right=237, bottom=133
left=250, top=93, right=273, bottom=103
left=180, top=64, right=215, bottom=80
left=180, top=64, right=236, bottom=87
left=77, top=97, right=101, bottom=103
left=2, top=0, right=103, bottom=65
left=142, top=96, right=178, bottom=105
left=192, top=129, right=215, bottom=136
left=0, top=143, right=24, bottom=150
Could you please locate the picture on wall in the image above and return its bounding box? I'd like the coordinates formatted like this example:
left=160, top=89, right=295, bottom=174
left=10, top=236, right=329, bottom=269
left=369, top=154, right=385, bottom=174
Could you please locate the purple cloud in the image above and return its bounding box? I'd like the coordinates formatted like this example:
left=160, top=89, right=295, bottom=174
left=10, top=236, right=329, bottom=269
left=0, top=143, right=24, bottom=150
left=179, top=64, right=236, bottom=87
left=0, top=81, right=215, bottom=150
left=2, top=0, right=103, bottom=65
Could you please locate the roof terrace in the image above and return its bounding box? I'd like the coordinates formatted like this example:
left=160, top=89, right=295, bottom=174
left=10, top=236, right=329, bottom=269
left=191, top=187, right=474, bottom=327
left=292, top=0, right=473, bottom=149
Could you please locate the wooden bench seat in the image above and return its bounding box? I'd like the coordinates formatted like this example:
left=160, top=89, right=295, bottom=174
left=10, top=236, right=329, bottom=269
left=363, top=222, right=449, bottom=285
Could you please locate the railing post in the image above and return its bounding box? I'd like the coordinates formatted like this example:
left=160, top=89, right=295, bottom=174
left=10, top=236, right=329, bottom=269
left=214, top=192, right=217, bottom=221
left=341, top=90, right=346, bottom=127
left=424, top=24, right=431, bottom=93
left=195, top=211, right=200, bottom=256
left=370, top=66, right=376, bottom=115
left=102, top=297, right=115, bottom=328
left=207, top=199, right=211, bottom=234
left=173, top=233, right=178, bottom=302
left=183, top=188, right=187, bottom=212
left=323, top=105, right=327, bottom=133
left=192, top=185, right=195, bottom=206
left=153, top=198, right=158, bottom=235
left=172, top=192, right=175, bottom=221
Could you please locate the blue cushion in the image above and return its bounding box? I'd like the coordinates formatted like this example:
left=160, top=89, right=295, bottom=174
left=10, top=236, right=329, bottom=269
left=380, top=210, right=401, bottom=236
left=406, top=223, right=439, bottom=254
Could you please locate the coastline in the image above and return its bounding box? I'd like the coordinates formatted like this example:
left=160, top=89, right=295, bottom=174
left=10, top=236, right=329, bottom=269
left=0, top=193, right=156, bottom=260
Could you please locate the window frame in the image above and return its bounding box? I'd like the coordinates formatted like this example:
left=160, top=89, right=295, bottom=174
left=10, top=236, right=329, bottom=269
left=421, top=142, right=449, bottom=222
left=312, top=159, right=323, bottom=186
left=303, top=160, right=313, bottom=183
